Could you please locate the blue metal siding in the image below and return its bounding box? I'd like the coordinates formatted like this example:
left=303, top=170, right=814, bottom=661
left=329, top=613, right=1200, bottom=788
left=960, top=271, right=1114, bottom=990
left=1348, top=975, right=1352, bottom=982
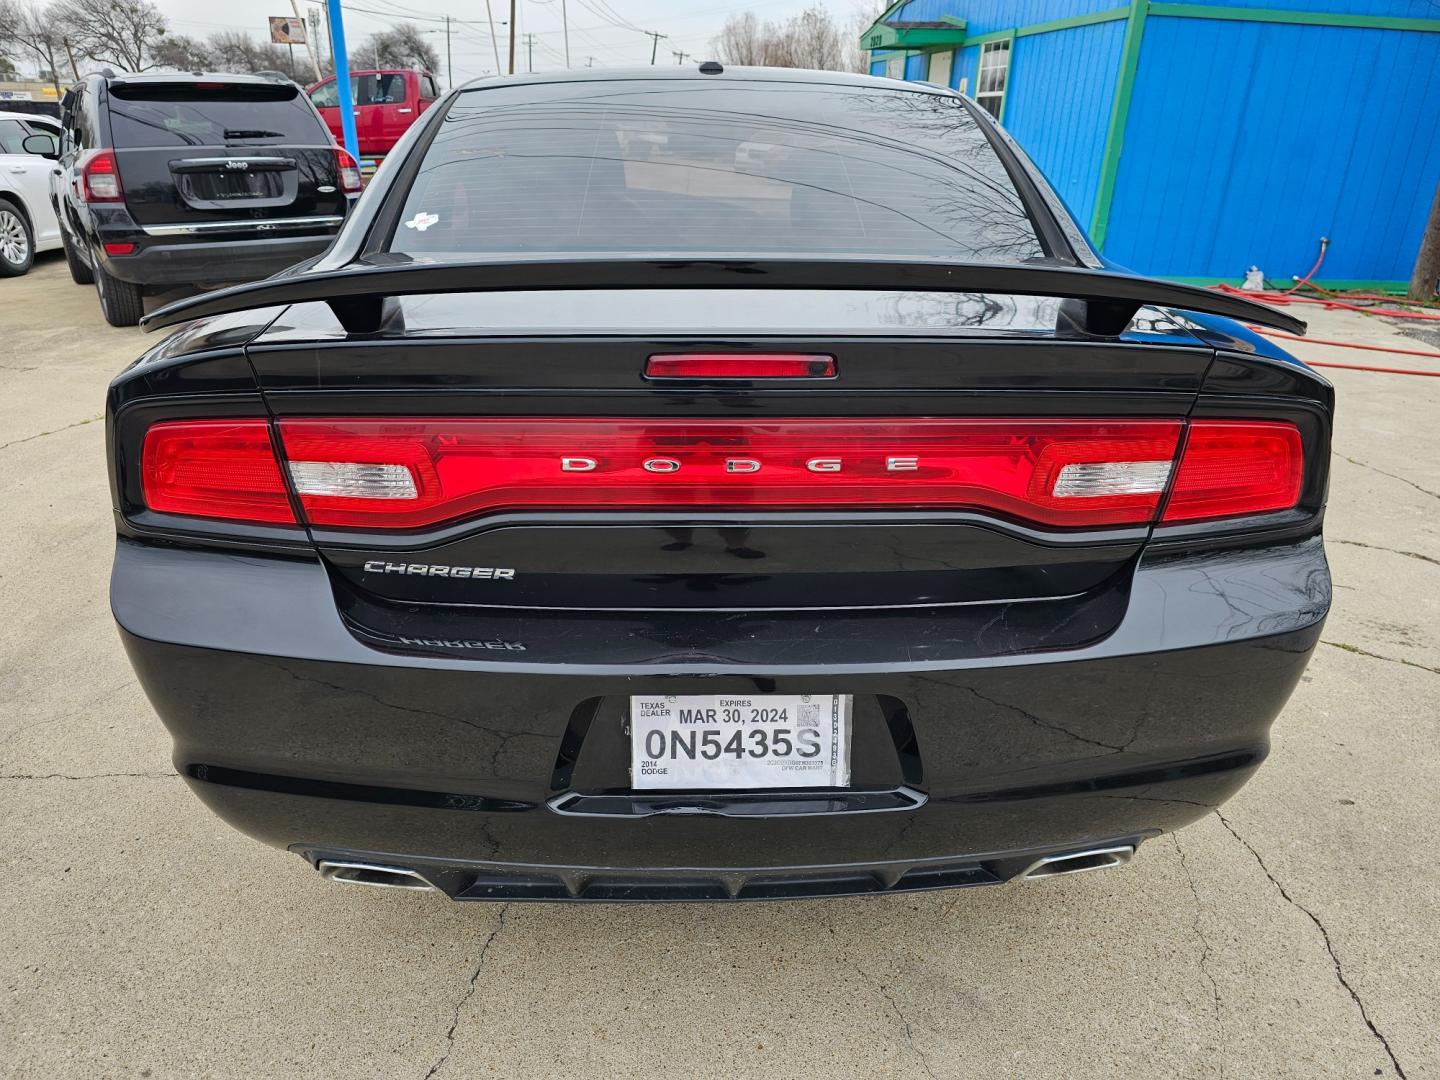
left=904, top=52, right=929, bottom=79
left=870, top=59, right=888, bottom=76
left=887, top=0, right=1123, bottom=39
left=1105, top=17, right=1440, bottom=280
left=1178, top=0, right=1439, bottom=15
left=1002, top=20, right=1127, bottom=228
left=955, top=44, right=980, bottom=92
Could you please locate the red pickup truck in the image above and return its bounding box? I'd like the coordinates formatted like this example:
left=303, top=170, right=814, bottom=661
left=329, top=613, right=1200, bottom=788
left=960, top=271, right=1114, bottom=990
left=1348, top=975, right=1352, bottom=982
left=307, top=69, right=441, bottom=164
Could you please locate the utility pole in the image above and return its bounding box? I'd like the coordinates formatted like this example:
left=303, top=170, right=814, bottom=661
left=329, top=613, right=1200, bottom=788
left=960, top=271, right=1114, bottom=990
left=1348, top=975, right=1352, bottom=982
left=62, top=37, right=79, bottom=80
left=1410, top=179, right=1440, bottom=301
left=523, top=33, right=535, bottom=73
left=585, top=56, right=594, bottom=67
left=292, top=0, right=322, bottom=82
left=507, top=0, right=516, bottom=75
left=444, top=15, right=453, bottom=89
left=643, top=30, right=666, bottom=64
left=672, top=50, right=689, bottom=64
left=484, top=0, right=502, bottom=77
left=561, top=0, right=570, bottom=68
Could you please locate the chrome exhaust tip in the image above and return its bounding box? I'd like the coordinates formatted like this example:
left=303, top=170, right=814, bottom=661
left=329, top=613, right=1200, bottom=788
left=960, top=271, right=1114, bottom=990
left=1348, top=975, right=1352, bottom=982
left=316, top=860, right=436, bottom=892
left=1019, top=845, right=1135, bottom=881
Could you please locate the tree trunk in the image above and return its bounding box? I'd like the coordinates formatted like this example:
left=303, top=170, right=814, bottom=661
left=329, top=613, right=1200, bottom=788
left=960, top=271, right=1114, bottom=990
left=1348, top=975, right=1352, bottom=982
left=1410, top=178, right=1440, bottom=302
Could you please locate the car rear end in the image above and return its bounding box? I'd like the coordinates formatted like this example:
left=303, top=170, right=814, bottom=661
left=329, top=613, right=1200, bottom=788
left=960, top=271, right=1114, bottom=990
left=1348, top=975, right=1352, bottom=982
left=109, top=72, right=1332, bottom=902
left=90, top=75, right=359, bottom=291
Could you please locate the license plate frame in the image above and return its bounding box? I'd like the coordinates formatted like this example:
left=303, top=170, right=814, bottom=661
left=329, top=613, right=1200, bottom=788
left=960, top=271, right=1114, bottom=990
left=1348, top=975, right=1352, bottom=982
left=629, top=694, right=852, bottom=791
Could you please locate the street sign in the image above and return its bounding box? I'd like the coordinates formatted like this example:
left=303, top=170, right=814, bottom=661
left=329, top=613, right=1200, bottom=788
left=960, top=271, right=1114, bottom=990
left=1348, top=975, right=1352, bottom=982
left=268, top=16, right=307, bottom=44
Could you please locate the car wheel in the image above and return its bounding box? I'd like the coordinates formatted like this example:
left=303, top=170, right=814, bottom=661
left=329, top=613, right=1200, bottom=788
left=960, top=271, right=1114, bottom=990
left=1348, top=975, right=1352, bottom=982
left=94, top=258, right=145, bottom=326
left=62, top=227, right=94, bottom=284
left=0, top=203, right=34, bottom=277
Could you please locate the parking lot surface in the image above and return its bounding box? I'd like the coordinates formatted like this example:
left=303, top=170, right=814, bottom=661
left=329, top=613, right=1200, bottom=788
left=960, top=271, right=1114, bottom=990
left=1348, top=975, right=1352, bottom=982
left=2, top=256, right=1436, bottom=1079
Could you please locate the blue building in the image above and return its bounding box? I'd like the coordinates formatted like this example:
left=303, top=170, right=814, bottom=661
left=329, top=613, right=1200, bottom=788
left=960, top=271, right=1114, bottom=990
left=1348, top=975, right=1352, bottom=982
left=863, top=0, right=1440, bottom=289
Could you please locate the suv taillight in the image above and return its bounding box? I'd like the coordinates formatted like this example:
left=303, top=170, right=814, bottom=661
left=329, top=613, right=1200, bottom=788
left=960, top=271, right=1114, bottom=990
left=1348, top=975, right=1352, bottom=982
left=335, top=148, right=363, bottom=194
left=80, top=149, right=123, bottom=203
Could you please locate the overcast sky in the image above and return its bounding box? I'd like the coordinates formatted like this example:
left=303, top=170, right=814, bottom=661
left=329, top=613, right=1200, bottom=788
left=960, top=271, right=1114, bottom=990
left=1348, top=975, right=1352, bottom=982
left=149, top=0, right=844, bottom=86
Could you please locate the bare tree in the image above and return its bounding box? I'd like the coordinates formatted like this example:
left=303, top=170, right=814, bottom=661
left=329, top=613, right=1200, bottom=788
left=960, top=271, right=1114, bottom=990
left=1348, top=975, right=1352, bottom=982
left=711, top=6, right=868, bottom=73
left=712, top=11, right=766, bottom=65
left=201, top=29, right=314, bottom=81
left=149, top=31, right=212, bottom=73
left=0, top=1, right=69, bottom=94
left=353, top=23, right=438, bottom=71
left=54, top=0, right=166, bottom=72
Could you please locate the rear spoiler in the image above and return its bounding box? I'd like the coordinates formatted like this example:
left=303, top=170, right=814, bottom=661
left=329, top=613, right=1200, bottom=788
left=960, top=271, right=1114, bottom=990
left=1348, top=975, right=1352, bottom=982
left=139, top=257, right=1308, bottom=337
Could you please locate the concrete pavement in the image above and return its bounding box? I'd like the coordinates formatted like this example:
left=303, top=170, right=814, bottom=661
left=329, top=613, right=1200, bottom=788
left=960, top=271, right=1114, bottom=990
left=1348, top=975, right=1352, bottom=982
left=1, top=256, right=1436, bottom=1078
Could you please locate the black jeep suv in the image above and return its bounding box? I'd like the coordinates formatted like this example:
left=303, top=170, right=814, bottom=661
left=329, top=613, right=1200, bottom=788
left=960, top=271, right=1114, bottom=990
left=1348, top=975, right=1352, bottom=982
left=44, top=72, right=359, bottom=326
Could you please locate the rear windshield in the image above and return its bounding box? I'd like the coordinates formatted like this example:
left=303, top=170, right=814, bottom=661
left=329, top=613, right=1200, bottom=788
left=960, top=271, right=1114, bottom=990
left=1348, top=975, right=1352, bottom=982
left=388, top=79, right=1045, bottom=263
left=107, top=83, right=326, bottom=147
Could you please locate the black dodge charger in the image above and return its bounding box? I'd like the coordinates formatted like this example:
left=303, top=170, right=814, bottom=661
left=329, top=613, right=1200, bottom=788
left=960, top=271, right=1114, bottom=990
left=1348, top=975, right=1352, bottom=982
left=110, top=66, right=1331, bottom=902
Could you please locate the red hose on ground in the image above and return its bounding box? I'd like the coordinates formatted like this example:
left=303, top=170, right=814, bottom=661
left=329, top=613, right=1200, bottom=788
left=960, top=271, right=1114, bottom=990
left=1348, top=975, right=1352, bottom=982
left=1215, top=283, right=1440, bottom=321
left=1247, top=326, right=1440, bottom=377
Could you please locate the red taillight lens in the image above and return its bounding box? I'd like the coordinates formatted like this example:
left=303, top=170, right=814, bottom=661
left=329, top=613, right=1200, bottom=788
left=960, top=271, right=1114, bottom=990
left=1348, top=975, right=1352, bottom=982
left=141, top=420, right=296, bottom=524
left=80, top=149, right=123, bottom=203
left=103, top=242, right=135, bottom=256
left=1162, top=420, right=1304, bottom=522
left=277, top=418, right=1184, bottom=530
left=646, top=354, right=836, bottom=379
left=335, top=148, right=363, bottom=194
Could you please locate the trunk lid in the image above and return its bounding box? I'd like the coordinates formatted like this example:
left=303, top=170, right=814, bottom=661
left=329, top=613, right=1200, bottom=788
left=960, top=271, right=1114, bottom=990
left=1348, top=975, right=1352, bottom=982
left=245, top=289, right=1215, bottom=614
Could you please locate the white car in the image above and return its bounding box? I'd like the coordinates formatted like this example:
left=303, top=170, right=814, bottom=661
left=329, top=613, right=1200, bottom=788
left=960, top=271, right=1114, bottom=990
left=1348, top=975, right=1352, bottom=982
left=0, top=110, right=63, bottom=276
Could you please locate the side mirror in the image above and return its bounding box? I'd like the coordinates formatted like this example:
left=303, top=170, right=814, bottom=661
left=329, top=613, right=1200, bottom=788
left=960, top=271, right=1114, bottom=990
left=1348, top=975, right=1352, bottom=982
left=21, top=133, right=60, bottom=160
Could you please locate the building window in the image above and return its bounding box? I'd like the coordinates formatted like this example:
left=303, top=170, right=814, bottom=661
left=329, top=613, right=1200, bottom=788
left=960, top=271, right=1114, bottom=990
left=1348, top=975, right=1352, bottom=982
left=975, top=39, right=1010, bottom=118
left=927, top=50, right=953, bottom=89
left=885, top=55, right=904, bottom=80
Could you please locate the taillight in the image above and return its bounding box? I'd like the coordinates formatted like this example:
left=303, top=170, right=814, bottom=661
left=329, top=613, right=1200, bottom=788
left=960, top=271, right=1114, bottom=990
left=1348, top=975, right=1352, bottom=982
left=141, top=420, right=296, bottom=524
left=335, top=148, right=363, bottom=194
left=646, top=354, right=836, bottom=379
left=80, top=149, right=123, bottom=203
left=103, top=242, right=135, bottom=256
left=276, top=418, right=1186, bottom=530
left=1162, top=420, right=1303, bottom=522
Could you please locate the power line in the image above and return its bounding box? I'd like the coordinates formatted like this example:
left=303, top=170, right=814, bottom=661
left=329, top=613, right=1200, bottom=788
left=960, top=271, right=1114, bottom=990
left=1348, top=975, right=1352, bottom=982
left=672, top=50, right=690, bottom=64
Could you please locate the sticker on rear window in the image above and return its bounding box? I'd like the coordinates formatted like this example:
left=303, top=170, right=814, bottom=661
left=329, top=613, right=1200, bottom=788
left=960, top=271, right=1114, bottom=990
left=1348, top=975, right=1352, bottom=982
left=404, top=211, right=440, bottom=231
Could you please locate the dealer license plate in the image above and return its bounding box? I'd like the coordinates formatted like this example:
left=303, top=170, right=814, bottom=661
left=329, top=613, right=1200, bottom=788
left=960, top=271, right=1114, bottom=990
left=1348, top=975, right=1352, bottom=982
left=629, top=694, right=851, bottom=790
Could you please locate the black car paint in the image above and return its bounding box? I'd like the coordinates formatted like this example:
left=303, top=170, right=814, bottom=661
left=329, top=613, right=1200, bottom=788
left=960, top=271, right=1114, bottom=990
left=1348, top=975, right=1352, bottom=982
left=50, top=73, right=347, bottom=291
left=108, top=69, right=1333, bottom=901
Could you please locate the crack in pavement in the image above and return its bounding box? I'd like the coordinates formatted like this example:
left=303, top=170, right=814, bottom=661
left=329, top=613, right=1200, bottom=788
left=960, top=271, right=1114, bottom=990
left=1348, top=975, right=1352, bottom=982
left=0, top=771, right=176, bottom=780
left=1336, top=454, right=1440, bottom=502
left=423, top=904, right=511, bottom=1080
left=0, top=413, right=104, bottom=452
left=1217, top=814, right=1408, bottom=1079
left=1322, top=640, right=1440, bottom=677
left=1331, top=539, right=1440, bottom=569
left=875, top=981, right=937, bottom=1080
left=1173, top=834, right=1223, bottom=1074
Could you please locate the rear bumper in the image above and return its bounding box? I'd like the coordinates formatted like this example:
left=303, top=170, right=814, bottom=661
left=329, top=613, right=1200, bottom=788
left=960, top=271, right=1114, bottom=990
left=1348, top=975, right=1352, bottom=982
left=98, top=233, right=337, bottom=288
left=112, top=535, right=1329, bottom=900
